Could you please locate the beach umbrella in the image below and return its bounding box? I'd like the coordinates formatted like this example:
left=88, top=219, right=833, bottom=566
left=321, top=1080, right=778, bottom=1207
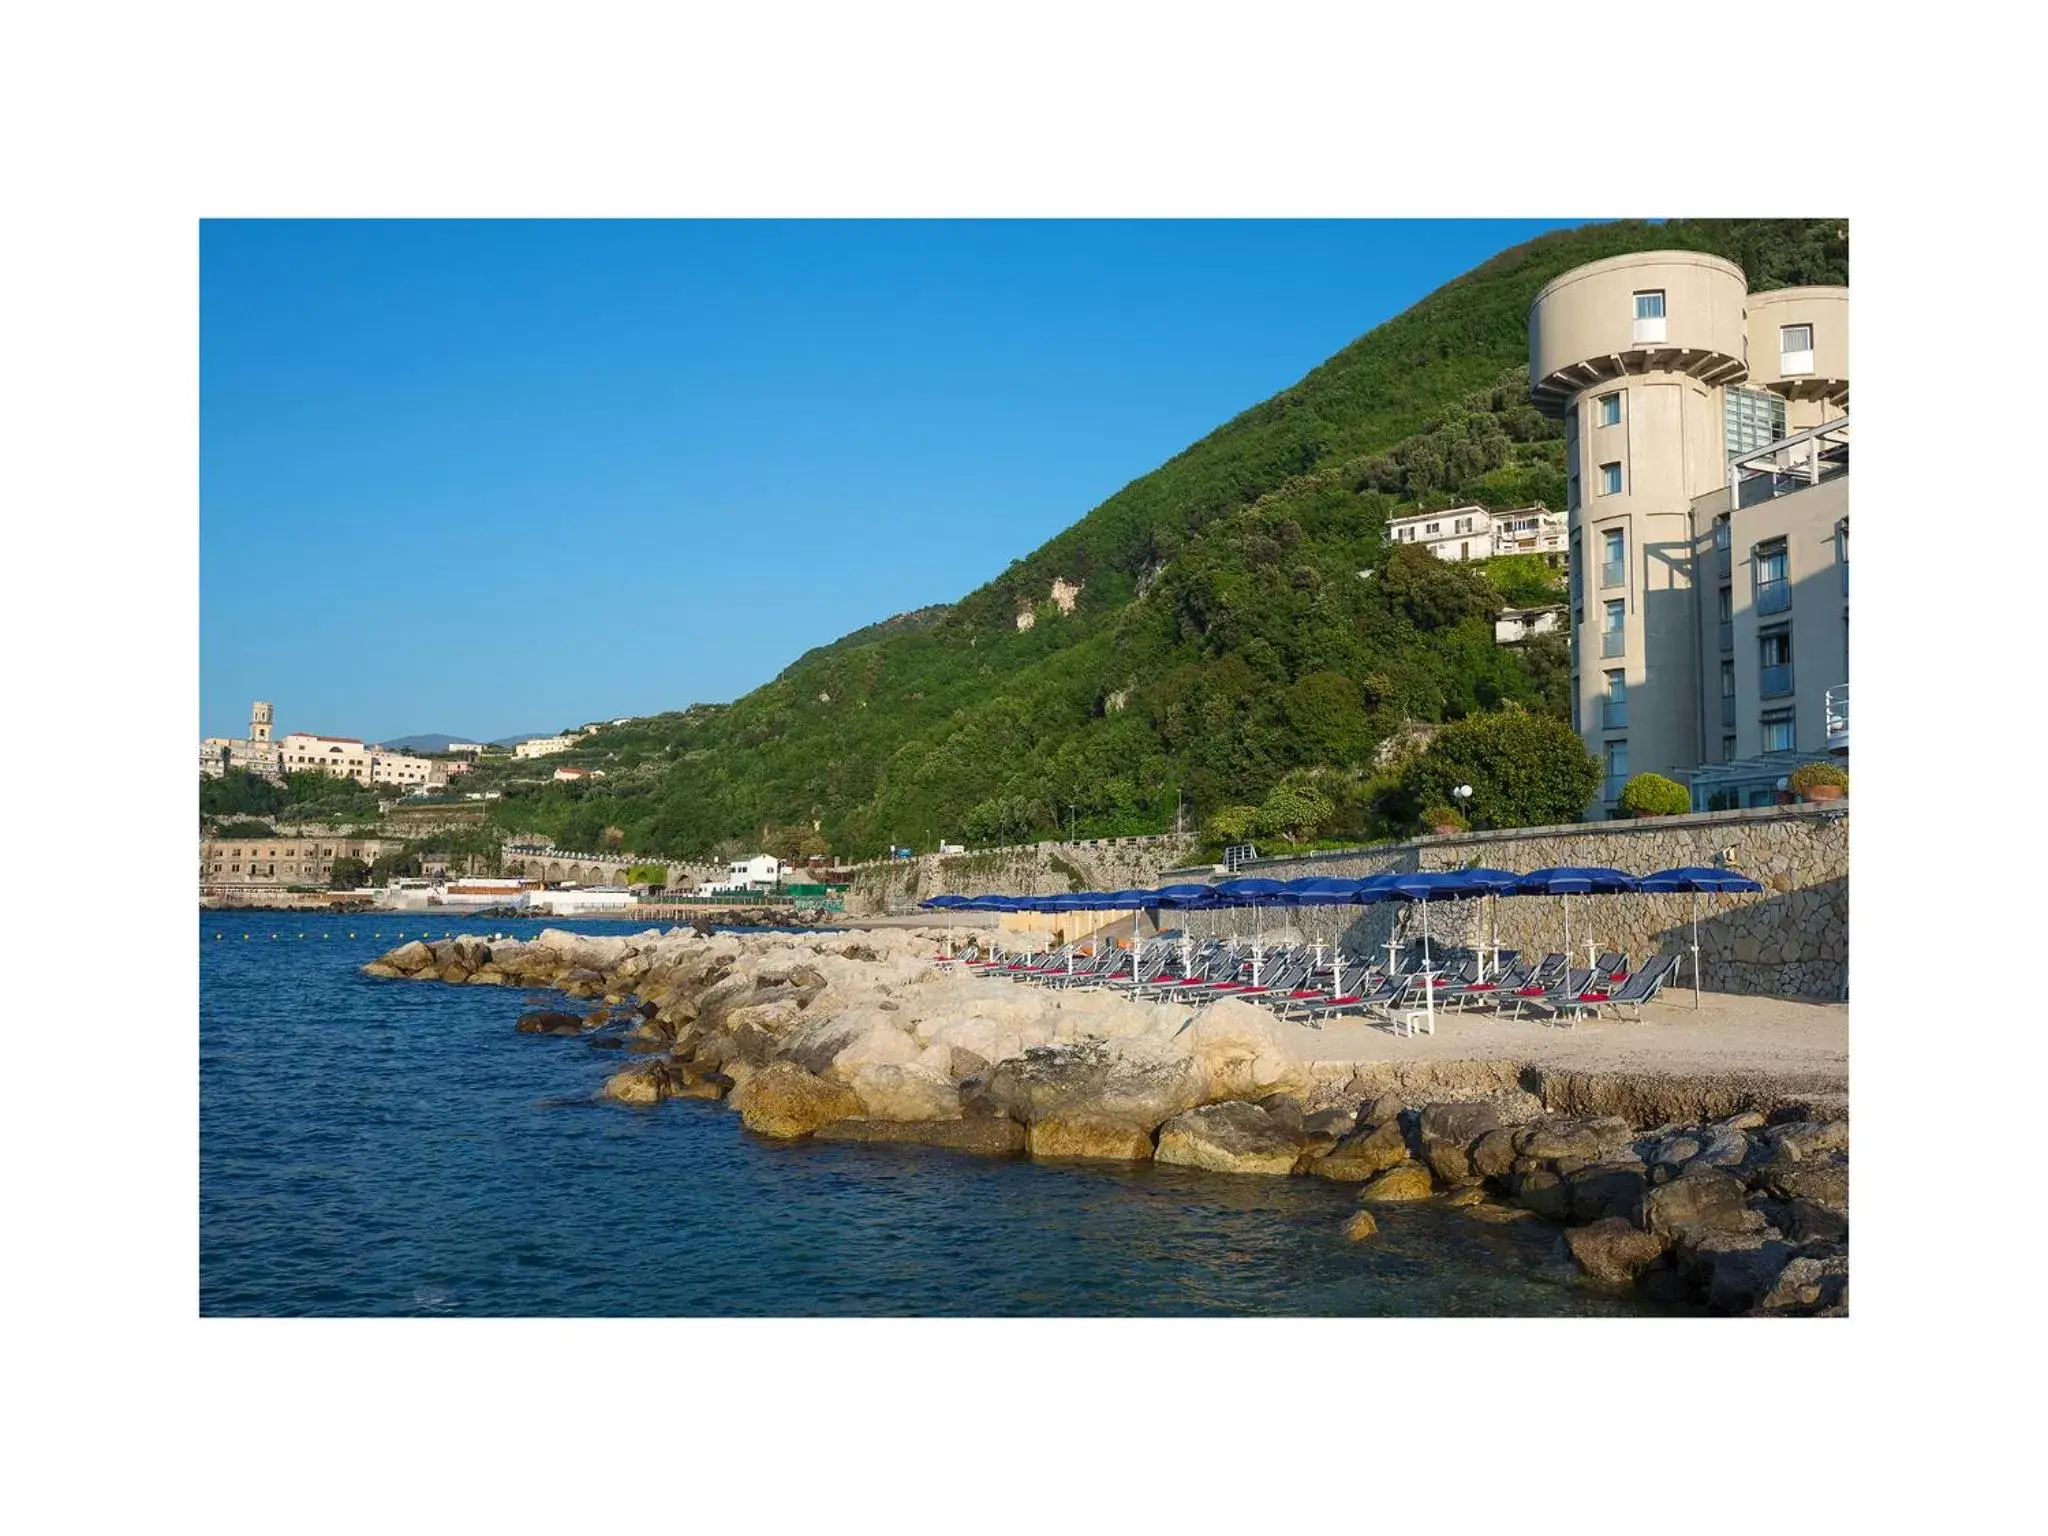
left=1215, top=877, right=1291, bottom=986
left=1514, top=867, right=1640, bottom=978
left=1272, top=875, right=1382, bottom=998
left=1450, top=867, right=1525, bottom=980
left=1637, top=866, right=1765, bottom=1009
left=1037, top=890, right=1096, bottom=978
left=1357, top=870, right=1490, bottom=1033
left=1098, top=888, right=1157, bottom=978
left=1150, top=882, right=1223, bottom=975
left=920, top=893, right=974, bottom=958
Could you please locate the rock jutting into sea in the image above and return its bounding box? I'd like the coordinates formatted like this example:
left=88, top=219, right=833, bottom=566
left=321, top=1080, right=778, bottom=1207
left=363, top=925, right=1848, bottom=1316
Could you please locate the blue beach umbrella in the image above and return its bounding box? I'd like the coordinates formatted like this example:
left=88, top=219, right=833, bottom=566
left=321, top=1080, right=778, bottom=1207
left=1271, top=876, right=1380, bottom=995
left=1447, top=866, right=1525, bottom=979
left=1097, top=888, right=1159, bottom=977
left=1151, top=882, right=1223, bottom=974
left=1637, top=866, right=1764, bottom=1009
left=1515, top=867, right=1641, bottom=974
left=1214, top=877, right=1294, bottom=985
left=920, top=893, right=975, bottom=957
left=1353, top=871, right=1491, bottom=1029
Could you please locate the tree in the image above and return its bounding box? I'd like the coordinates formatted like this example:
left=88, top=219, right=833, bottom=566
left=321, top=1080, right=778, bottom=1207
left=211, top=818, right=276, bottom=839
left=1617, top=772, right=1690, bottom=817
left=1203, top=804, right=1259, bottom=844
left=369, top=851, right=421, bottom=881
left=1281, top=671, right=1372, bottom=768
left=200, top=770, right=288, bottom=818
left=329, top=856, right=370, bottom=889
left=1375, top=543, right=1502, bottom=631
left=963, top=794, right=1038, bottom=846
left=626, top=862, right=670, bottom=886
left=1396, top=709, right=1601, bottom=829
left=1255, top=781, right=1334, bottom=842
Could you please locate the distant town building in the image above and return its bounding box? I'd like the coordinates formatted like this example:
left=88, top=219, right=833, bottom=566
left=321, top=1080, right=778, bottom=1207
left=1494, top=605, right=1566, bottom=645
left=200, top=700, right=284, bottom=778
left=1385, top=504, right=1566, bottom=565
left=552, top=766, right=605, bottom=781
left=276, top=732, right=445, bottom=790
left=444, top=742, right=488, bottom=758
left=700, top=854, right=784, bottom=894
left=513, top=734, right=583, bottom=759
left=200, top=834, right=397, bottom=890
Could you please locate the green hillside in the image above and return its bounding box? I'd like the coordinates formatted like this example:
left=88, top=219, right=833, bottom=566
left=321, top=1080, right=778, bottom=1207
left=488, top=218, right=1847, bottom=859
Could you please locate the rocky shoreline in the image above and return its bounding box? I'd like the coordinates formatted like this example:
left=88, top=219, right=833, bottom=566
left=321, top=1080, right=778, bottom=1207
left=365, top=925, right=1847, bottom=1316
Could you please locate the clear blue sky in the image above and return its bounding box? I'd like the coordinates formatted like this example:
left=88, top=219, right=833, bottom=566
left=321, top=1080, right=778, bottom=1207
left=201, top=218, right=1582, bottom=743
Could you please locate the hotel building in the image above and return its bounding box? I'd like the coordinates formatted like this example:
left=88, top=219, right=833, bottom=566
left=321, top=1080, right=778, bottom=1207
left=1527, top=250, right=1848, bottom=811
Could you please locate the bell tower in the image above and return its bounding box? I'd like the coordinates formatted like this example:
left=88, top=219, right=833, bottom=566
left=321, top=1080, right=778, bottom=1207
left=250, top=700, right=274, bottom=744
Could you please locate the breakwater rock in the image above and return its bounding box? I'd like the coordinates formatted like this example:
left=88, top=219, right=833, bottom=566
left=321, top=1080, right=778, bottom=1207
left=364, top=926, right=1847, bottom=1315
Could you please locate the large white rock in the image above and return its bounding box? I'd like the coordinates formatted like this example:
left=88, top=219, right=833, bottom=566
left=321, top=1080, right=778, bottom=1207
left=849, top=1063, right=963, bottom=1121
left=1182, top=997, right=1302, bottom=1101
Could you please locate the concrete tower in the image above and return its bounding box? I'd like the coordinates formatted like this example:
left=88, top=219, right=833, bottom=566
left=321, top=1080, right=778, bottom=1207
left=1528, top=251, right=1849, bottom=809
left=250, top=700, right=274, bottom=744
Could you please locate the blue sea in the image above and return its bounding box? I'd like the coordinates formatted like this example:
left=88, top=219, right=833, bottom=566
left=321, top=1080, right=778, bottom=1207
left=200, top=911, right=1681, bottom=1316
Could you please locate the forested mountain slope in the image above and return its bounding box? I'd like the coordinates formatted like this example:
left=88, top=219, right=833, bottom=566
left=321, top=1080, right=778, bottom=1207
left=489, top=219, right=1847, bottom=858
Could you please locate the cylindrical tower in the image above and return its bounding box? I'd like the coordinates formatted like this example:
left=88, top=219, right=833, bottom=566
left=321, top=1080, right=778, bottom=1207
left=1528, top=251, right=1750, bottom=806
left=1744, top=286, right=1850, bottom=431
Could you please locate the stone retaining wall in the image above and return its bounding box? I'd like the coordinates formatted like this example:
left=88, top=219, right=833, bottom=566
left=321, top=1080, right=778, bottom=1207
left=1176, top=805, right=1846, bottom=1000
left=844, top=834, right=1201, bottom=918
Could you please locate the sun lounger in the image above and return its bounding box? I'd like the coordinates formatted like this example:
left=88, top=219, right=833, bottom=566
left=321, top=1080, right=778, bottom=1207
left=1504, top=967, right=1597, bottom=1022
left=1447, top=958, right=1532, bottom=1009
left=1592, top=952, right=1681, bottom=1020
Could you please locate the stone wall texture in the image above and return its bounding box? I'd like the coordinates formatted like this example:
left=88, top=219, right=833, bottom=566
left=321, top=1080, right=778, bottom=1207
left=844, top=835, right=1201, bottom=918
left=1170, top=805, right=1847, bottom=1000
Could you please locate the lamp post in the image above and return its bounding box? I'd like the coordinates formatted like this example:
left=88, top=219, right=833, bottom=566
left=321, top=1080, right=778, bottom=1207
left=1451, top=785, right=1484, bottom=976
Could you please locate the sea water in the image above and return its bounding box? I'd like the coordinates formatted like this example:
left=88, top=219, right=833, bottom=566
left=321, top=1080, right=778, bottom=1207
left=200, top=911, right=1682, bottom=1316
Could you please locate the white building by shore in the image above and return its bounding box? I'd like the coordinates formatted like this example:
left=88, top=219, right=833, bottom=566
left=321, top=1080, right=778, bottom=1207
left=1386, top=503, right=1566, bottom=565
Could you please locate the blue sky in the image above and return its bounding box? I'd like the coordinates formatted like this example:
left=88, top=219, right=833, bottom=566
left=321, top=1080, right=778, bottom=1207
left=201, top=218, right=1582, bottom=742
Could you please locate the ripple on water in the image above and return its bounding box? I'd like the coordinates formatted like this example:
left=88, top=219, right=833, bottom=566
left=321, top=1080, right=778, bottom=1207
left=201, top=912, right=1685, bottom=1317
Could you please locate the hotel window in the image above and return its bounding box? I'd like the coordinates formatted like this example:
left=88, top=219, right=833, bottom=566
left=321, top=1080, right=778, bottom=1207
left=1566, top=471, right=1580, bottom=511
left=1761, top=708, right=1796, bottom=754
left=1601, top=598, right=1625, bottom=657
left=1599, top=462, right=1622, bottom=496
left=1597, top=392, right=1621, bottom=427
left=1759, top=626, right=1793, bottom=697
left=1425, top=522, right=1440, bottom=536
left=1724, top=387, right=1786, bottom=459
left=1603, top=740, right=1629, bottom=799
left=1601, top=670, right=1627, bottom=731
left=1600, top=527, right=1625, bottom=587
left=1780, top=323, right=1814, bottom=375
left=1633, top=290, right=1666, bottom=343
left=1722, top=734, right=1737, bottom=762
left=1712, top=513, right=1730, bottom=552
left=1754, top=539, right=1790, bottom=614
left=1837, top=519, right=1849, bottom=596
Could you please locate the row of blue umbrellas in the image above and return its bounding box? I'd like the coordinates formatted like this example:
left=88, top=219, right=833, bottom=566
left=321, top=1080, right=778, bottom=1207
left=923, top=865, right=1761, bottom=1010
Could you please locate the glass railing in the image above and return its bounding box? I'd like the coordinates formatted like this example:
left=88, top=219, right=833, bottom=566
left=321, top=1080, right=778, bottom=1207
left=1600, top=560, right=1625, bottom=588
left=1760, top=663, right=1794, bottom=698
left=1719, top=621, right=1733, bottom=653
left=1721, top=695, right=1737, bottom=727
left=1756, top=578, right=1791, bottom=614
left=1600, top=699, right=1627, bottom=730
left=1601, top=629, right=1625, bottom=657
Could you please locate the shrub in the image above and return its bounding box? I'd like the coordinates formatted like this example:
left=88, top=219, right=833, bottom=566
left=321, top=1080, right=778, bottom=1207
left=1396, top=710, right=1602, bottom=829
left=1419, top=805, right=1469, bottom=832
left=1255, top=782, right=1335, bottom=841
left=1203, top=805, right=1260, bottom=844
left=1617, top=772, right=1691, bottom=817
left=1788, top=761, right=1849, bottom=793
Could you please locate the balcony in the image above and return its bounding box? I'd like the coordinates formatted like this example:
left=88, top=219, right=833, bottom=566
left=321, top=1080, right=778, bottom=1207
left=1601, top=629, right=1625, bottom=658
left=1719, top=620, right=1733, bottom=653
left=1729, top=416, right=1851, bottom=508
left=1825, top=683, right=1849, bottom=755
left=1760, top=663, right=1794, bottom=699
left=1721, top=695, right=1736, bottom=727
left=1755, top=579, right=1791, bottom=615
left=1600, top=560, right=1625, bottom=588
left=1600, top=698, right=1627, bottom=731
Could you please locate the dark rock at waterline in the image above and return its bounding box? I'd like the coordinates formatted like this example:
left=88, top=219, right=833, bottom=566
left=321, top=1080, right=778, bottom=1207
left=1565, top=1218, right=1669, bottom=1285
left=813, top=1115, right=1027, bottom=1157
left=586, top=1036, right=625, bottom=1050
left=1567, top=1163, right=1650, bottom=1224
left=1638, top=1169, right=1754, bottom=1239
left=516, top=1010, right=587, bottom=1036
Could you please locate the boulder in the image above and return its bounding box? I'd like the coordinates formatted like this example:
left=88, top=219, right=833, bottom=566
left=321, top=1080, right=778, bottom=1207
left=1511, top=1168, right=1571, bottom=1221
left=986, top=1038, right=1205, bottom=1133
left=1767, top=1119, right=1850, bottom=1159
left=1182, top=997, right=1302, bottom=1100
left=1782, top=1198, right=1849, bottom=1244
left=1441, top=1185, right=1489, bottom=1209
left=385, top=940, right=434, bottom=974
left=1343, top=1210, right=1379, bottom=1242
left=729, top=1062, right=863, bottom=1140
left=1689, top=1132, right=1749, bottom=1169
left=1155, top=1103, right=1304, bottom=1177
left=1303, top=1107, right=1359, bottom=1141
left=1470, top=1128, right=1521, bottom=1182
left=1652, top=1134, right=1703, bottom=1168
left=1359, top=1094, right=1408, bottom=1127
left=814, top=1115, right=1026, bottom=1157
left=1302, top=1119, right=1411, bottom=1182
left=1640, top=1170, right=1754, bottom=1239
left=1565, top=1218, right=1668, bottom=1285
left=1026, top=1117, right=1156, bottom=1162
left=1686, top=1232, right=1800, bottom=1314
left=1757, top=1251, right=1849, bottom=1314
left=600, top=1062, right=669, bottom=1107
left=515, top=1009, right=585, bottom=1035
left=849, top=1063, right=962, bottom=1123
left=360, top=962, right=402, bottom=979
left=1517, top=1117, right=1636, bottom=1162
left=671, top=1073, right=730, bottom=1101
left=1358, top=1161, right=1436, bottom=1203
left=1463, top=1201, right=1537, bottom=1224
left=1762, top=1157, right=1849, bottom=1210
left=1568, top=1163, right=1650, bottom=1224
left=1417, top=1100, right=1506, bottom=1184
left=1255, top=1093, right=1307, bottom=1136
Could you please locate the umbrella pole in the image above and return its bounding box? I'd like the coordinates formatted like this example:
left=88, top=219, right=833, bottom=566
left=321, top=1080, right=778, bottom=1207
left=1423, top=902, right=1435, bottom=1035
left=1693, top=891, right=1703, bottom=1010
left=1564, top=892, right=1572, bottom=977
left=1252, top=907, right=1263, bottom=988
left=1181, top=925, right=1191, bottom=979
left=1132, top=906, right=1140, bottom=979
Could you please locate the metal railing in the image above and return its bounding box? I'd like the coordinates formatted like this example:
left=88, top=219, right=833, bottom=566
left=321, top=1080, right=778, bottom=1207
left=1756, top=578, right=1791, bottom=615
left=1600, top=698, right=1627, bottom=730
left=1601, top=629, right=1625, bottom=658
left=1825, top=684, right=1849, bottom=749
left=1760, top=663, right=1794, bottom=699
